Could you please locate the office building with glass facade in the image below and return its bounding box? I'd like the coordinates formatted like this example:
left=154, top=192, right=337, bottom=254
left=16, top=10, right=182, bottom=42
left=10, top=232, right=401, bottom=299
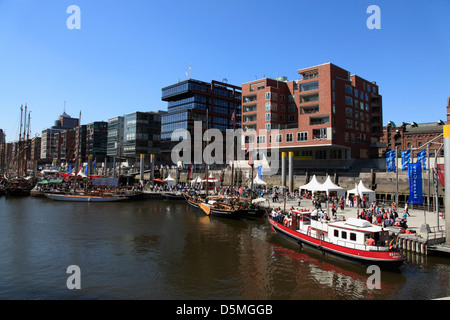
left=107, top=111, right=165, bottom=166
left=161, top=79, right=241, bottom=164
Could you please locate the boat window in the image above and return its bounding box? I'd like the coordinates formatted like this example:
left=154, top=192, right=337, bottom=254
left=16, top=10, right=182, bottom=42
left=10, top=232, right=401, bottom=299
left=334, top=229, right=339, bottom=237
left=350, top=233, right=357, bottom=241
left=341, top=231, right=347, bottom=239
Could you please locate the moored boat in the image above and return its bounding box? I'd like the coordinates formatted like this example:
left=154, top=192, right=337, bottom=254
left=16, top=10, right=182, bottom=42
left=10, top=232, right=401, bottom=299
left=268, top=209, right=405, bottom=269
left=182, top=192, right=247, bottom=218
left=44, top=193, right=129, bottom=202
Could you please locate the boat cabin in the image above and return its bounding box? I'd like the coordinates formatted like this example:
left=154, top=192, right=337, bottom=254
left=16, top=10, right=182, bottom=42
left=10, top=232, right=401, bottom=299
left=327, top=218, right=390, bottom=248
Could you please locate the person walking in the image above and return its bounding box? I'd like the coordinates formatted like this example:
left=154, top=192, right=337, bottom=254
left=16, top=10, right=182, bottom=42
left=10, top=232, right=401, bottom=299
left=404, top=203, right=410, bottom=217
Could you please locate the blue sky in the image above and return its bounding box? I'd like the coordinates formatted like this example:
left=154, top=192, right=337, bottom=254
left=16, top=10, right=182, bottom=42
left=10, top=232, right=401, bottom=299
left=0, top=0, right=449, bottom=142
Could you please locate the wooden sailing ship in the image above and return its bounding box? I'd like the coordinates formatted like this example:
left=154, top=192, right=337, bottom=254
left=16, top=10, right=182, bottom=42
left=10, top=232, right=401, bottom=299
left=5, top=105, right=36, bottom=196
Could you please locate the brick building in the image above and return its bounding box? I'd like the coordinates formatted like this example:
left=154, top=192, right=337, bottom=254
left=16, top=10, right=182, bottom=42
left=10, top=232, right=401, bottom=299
left=241, top=62, right=383, bottom=170
left=380, top=120, right=446, bottom=162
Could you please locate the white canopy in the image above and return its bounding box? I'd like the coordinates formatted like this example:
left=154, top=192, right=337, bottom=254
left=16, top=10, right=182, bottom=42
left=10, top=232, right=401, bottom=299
left=347, top=181, right=376, bottom=204
left=321, top=176, right=346, bottom=197
left=299, top=175, right=326, bottom=193
left=190, top=176, right=203, bottom=184
left=347, top=183, right=359, bottom=197
left=164, top=174, right=175, bottom=186
left=77, top=169, right=87, bottom=178
left=357, top=180, right=376, bottom=204
left=203, top=173, right=218, bottom=182
left=252, top=175, right=267, bottom=186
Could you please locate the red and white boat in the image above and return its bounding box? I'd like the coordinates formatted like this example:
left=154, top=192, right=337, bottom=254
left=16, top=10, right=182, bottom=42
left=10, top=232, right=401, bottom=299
left=268, top=209, right=405, bottom=269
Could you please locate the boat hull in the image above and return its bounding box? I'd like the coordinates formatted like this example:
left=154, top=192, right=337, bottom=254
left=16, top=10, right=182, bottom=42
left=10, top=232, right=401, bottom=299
left=44, top=193, right=127, bottom=202
left=268, top=216, right=405, bottom=269
left=6, top=188, right=31, bottom=197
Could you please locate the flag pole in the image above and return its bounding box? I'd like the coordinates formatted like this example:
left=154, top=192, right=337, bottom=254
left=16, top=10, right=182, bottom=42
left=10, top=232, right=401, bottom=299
left=395, top=146, right=398, bottom=204
left=427, top=144, right=430, bottom=212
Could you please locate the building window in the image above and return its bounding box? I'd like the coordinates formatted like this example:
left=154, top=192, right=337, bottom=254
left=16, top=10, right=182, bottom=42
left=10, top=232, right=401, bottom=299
left=345, top=96, right=353, bottom=106
left=265, top=92, right=271, bottom=100
left=315, top=149, right=327, bottom=159
left=313, top=128, right=327, bottom=140
left=286, top=133, right=293, bottom=142
left=345, top=84, right=353, bottom=95
left=345, top=107, right=353, bottom=118
left=265, top=113, right=271, bottom=121
left=297, top=132, right=308, bottom=142
left=265, top=123, right=271, bottom=131
left=288, top=114, right=295, bottom=122
left=257, top=135, right=266, bottom=144
left=276, top=134, right=282, bottom=143
left=300, top=81, right=319, bottom=92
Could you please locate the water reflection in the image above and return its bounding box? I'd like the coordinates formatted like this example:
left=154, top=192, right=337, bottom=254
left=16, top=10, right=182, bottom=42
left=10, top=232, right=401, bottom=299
left=0, top=197, right=449, bottom=299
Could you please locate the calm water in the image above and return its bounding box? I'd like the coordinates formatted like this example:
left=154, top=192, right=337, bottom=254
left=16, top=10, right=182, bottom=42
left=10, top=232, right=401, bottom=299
left=0, top=196, right=450, bottom=300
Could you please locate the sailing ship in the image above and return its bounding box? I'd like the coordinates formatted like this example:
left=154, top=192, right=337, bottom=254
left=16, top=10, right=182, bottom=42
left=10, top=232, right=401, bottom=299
left=5, top=105, right=36, bottom=196
left=182, top=191, right=248, bottom=218
left=268, top=208, right=405, bottom=269
left=39, top=110, right=142, bottom=202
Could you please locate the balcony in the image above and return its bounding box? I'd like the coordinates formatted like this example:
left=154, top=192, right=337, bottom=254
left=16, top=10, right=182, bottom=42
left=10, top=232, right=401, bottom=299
left=243, top=115, right=257, bottom=123
left=243, top=105, right=257, bottom=113
left=300, top=93, right=319, bottom=104
left=243, top=95, right=257, bottom=103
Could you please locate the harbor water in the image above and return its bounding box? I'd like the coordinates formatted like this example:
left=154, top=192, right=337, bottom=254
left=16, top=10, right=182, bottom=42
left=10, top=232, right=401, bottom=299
left=1, top=196, right=450, bottom=300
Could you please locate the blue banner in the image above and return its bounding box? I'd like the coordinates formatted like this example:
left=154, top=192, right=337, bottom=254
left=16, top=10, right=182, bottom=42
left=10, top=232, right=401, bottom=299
left=408, top=163, right=423, bottom=205
left=401, top=149, right=411, bottom=171
left=258, top=166, right=262, bottom=179
left=68, top=165, right=72, bottom=174
left=386, top=150, right=396, bottom=172
left=417, top=149, right=427, bottom=170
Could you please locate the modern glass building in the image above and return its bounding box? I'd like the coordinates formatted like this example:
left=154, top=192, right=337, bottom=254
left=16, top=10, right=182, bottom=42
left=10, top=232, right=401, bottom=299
left=161, top=79, right=242, bottom=164
left=107, top=111, right=165, bottom=166
left=107, top=116, right=124, bottom=158
left=87, top=121, right=108, bottom=162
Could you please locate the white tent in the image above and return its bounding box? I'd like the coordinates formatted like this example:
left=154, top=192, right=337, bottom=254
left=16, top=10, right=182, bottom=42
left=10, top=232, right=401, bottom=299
left=321, top=176, right=346, bottom=198
left=164, top=174, right=175, bottom=186
left=190, top=176, right=203, bottom=185
left=357, top=180, right=376, bottom=204
left=299, top=175, right=326, bottom=194
left=77, top=169, right=87, bottom=178
left=347, top=181, right=376, bottom=205
left=249, top=175, right=267, bottom=188
left=347, top=183, right=359, bottom=198
left=203, top=173, right=218, bottom=182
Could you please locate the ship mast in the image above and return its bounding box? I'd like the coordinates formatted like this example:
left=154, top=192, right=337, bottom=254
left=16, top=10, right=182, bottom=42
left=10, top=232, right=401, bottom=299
left=22, top=104, right=28, bottom=176
left=17, top=105, right=23, bottom=178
